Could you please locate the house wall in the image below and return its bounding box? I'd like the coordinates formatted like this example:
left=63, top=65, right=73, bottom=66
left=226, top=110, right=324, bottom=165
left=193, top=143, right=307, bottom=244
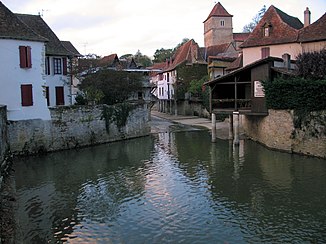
left=157, top=71, right=175, bottom=100
left=0, top=39, right=51, bottom=120
left=301, top=41, right=326, bottom=53
left=45, top=56, right=72, bottom=106
left=8, top=104, right=150, bottom=156
left=242, top=43, right=302, bottom=66
left=243, top=109, right=326, bottom=158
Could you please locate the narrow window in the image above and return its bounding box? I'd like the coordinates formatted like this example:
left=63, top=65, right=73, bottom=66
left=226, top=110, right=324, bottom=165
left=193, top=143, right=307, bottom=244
left=45, top=86, right=50, bottom=106
left=19, top=46, right=32, bottom=68
left=53, top=58, right=62, bottom=74
left=55, top=86, right=65, bottom=105
left=220, top=20, right=225, bottom=27
left=264, top=27, right=269, bottom=37
left=45, top=57, right=50, bottom=75
left=21, top=84, right=33, bottom=106
left=261, top=47, right=270, bottom=59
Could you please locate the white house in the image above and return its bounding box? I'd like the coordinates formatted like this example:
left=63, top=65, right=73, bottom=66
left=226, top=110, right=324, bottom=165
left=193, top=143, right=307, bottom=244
left=0, top=2, right=50, bottom=120
left=16, top=14, right=81, bottom=107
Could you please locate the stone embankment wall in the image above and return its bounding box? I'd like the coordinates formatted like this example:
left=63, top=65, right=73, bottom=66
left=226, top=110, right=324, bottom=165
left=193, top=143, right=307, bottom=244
left=0, top=105, right=10, bottom=189
left=243, top=109, right=326, bottom=158
left=8, top=104, right=150, bottom=156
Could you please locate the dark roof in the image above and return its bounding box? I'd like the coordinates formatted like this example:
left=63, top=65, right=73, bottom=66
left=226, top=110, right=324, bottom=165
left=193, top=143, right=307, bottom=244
left=298, top=13, right=326, bottom=43
left=204, top=2, right=232, bottom=22
left=0, top=2, right=46, bottom=42
left=16, top=13, right=71, bottom=56
left=225, top=54, right=243, bottom=71
left=241, top=5, right=303, bottom=48
left=61, top=41, right=82, bottom=57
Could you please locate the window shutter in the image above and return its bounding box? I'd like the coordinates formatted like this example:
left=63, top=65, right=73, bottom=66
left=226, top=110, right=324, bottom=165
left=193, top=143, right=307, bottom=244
left=21, top=84, right=33, bottom=106
left=63, top=57, right=67, bottom=75
left=46, top=87, right=50, bottom=106
left=45, top=57, right=50, bottom=75
left=26, top=46, right=32, bottom=68
left=261, top=47, right=270, bottom=59
left=19, top=46, right=27, bottom=68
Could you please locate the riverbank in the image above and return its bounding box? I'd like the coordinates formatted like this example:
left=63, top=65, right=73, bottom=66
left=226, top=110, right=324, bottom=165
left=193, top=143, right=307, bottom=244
left=150, top=110, right=231, bottom=139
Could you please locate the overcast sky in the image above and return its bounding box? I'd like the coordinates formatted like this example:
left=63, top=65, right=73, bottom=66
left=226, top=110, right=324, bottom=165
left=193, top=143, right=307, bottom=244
left=2, top=0, right=326, bottom=57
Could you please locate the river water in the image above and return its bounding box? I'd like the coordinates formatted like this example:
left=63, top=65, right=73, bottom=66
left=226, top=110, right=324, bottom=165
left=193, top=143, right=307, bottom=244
left=13, top=117, right=326, bottom=243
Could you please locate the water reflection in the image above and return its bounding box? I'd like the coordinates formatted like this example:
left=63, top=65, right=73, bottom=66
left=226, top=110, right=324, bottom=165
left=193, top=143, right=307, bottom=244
left=13, top=131, right=326, bottom=243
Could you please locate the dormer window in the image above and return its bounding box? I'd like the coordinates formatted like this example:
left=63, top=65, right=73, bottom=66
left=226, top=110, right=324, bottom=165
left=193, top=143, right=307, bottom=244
left=220, top=20, right=225, bottom=27
left=263, top=23, right=272, bottom=37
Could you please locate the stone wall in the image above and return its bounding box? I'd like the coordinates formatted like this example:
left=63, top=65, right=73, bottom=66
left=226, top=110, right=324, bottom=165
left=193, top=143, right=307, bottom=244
left=0, top=105, right=9, bottom=189
left=8, top=103, right=151, bottom=156
left=243, top=109, right=326, bottom=158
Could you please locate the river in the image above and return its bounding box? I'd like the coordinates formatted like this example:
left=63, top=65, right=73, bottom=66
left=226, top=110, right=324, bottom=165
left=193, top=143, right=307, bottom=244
left=12, top=116, right=326, bottom=243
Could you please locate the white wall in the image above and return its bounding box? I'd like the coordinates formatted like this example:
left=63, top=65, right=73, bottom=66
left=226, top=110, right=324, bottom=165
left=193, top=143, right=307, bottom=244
left=0, top=39, right=50, bottom=120
left=157, top=71, right=175, bottom=100
left=45, top=56, right=72, bottom=106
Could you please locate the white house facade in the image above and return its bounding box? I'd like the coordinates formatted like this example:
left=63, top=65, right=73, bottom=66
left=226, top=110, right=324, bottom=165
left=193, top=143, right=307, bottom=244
left=0, top=2, right=51, bottom=121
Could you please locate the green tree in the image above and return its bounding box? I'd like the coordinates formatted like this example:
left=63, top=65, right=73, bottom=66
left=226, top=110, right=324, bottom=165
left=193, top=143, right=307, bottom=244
left=242, top=5, right=266, bottom=33
left=134, top=50, right=152, bottom=67
left=296, top=49, right=326, bottom=80
left=79, top=69, right=143, bottom=105
left=153, top=48, right=173, bottom=63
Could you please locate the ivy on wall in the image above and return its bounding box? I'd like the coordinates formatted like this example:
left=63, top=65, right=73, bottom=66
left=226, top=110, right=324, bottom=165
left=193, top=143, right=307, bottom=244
left=101, top=102, right=135, bottom=133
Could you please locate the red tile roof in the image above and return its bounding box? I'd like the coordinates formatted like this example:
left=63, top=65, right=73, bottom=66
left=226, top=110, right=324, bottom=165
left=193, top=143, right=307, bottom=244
left=298, top=13, right=326, bottom=43
left=204, top=2, right=232, bottom=23
left=98, top=54, right=119, bottom=66
left=165, top=39, right=205, bottom=72
left=233, top=33, right=250, bottom=42
left=225, top=54, right=243, bottom=71
left=241, top=5, right=303, bottom=48
left=206, top=43, right=231, bottom=57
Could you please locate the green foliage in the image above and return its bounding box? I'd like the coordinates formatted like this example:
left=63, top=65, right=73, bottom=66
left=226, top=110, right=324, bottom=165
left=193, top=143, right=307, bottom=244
left=296, top=49, right=326, bottom=80
left=79, top=69, right=143, bottom=105
left=262, top=77, right=326, bottom=111
left=101, top=103, right=135, bottom=133
left=75, top=94, right=88, bottom=105
left=153, top=48, right=174, bottom=63
left=134, top=50, right=152, bottom=67
left=176, top=64, right=208, bottom=99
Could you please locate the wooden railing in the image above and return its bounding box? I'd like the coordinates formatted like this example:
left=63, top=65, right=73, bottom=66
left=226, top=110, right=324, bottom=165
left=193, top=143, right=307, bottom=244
left=212, top=99, right=252, bottom=110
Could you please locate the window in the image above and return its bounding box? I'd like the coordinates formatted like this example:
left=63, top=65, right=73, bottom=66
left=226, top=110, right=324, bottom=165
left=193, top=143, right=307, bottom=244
left=53, top=58, right=62, bottom=74
left=55, top=86, right=65, bottom=105
left=45, top=57, right=50, bottom=75
left=264, top=27, right=270, bottom=37
left=19, top=46, right=32, bottom=68
left=261, top=47, right=270, bottom=59
left=45, top=87, right=50, bottom=106
left=21, top=84, right=33, bottom=106
left=220, top=20, right=225, bottom=27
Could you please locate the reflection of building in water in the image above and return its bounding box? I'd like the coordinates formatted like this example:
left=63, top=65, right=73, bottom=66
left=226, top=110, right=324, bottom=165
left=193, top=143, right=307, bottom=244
left=232, top=139, right=245, bottom=181
left=157, top=132, right=178, bottom=157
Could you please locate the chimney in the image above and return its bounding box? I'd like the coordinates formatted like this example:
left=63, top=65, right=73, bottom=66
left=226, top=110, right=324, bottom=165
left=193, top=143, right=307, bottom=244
left=304, top=7, right=311, bottom=27
left=282, top=53, right=291, bottom=70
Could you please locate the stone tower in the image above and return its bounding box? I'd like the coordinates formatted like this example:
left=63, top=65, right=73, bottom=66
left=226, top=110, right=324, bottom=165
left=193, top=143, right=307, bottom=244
left=204, top=2, right=233, bottom=47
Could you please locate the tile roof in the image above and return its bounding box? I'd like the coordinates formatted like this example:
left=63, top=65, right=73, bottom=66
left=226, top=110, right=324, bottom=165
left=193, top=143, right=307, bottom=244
left=165, top=39, right=206, bottom=72
left=241, top=5, right=303, bottom=48
left=16, top=13, right=71, bottom=56
left=298, top=13, right=326, bottom=43
left=225, top=54, right=243, bottom=71
left=206, top=43, right=231, bottom=57
left=0, top=2, right=46, bottom=42
left=233, top=33, right=250, bottom=42
left=204, top=2, right=232, bottom=22
left=98, top=54, right=120, bottom=67
left=61, top=41, right=82, bottom=57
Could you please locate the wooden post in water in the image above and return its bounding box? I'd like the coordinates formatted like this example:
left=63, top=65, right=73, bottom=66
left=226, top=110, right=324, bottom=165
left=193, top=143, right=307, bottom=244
left=211, top=113, right=216, bottom=143
left=233, top=111, right=240, bottom=146
left=229, top=114, right=234, bottom=140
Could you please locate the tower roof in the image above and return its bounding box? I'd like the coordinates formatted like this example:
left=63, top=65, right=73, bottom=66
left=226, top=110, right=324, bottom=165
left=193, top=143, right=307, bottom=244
left=204, top=2, right=233, bottom=22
